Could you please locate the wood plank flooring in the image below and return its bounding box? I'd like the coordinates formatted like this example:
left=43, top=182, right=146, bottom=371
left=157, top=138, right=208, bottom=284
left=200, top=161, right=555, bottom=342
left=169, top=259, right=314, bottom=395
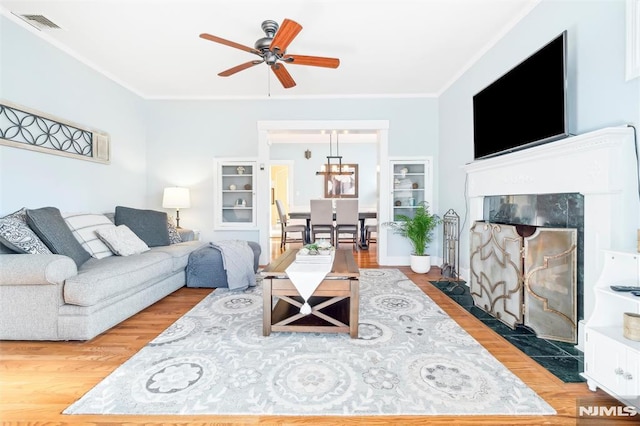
left=0, top=240, right=627, bottom=425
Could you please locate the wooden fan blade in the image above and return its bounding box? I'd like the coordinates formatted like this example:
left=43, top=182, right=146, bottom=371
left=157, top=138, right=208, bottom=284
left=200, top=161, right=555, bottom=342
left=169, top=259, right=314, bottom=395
left=269, top=19, right=302, bottom=54
left=271, top=63, right=296, bottom=88
left=218, top=60, right=263, bottom=77
left=199, top=33, right=261, bottom=56
left=283, top=55, right=340, bottom=68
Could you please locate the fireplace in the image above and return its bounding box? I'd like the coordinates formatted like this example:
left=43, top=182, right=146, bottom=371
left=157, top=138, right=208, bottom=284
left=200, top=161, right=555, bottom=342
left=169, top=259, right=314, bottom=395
left=463, top=126, right=638, bottom=349
left=469, top=193, right=583, bottom=343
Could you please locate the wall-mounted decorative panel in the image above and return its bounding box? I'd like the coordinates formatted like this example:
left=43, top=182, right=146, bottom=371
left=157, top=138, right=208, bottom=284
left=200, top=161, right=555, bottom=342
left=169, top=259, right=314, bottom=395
left=0, top=100, right=110, bottom=164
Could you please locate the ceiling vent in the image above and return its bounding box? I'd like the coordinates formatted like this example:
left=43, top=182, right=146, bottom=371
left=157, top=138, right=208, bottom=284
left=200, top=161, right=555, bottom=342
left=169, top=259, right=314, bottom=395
left=12, top=13, right=61, bottom=30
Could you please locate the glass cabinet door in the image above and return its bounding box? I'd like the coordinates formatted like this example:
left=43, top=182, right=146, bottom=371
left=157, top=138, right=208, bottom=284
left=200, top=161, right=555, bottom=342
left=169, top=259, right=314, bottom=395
left=216, top=160, right=256, bottom=227
left=390, top=160, right=430, bottom=220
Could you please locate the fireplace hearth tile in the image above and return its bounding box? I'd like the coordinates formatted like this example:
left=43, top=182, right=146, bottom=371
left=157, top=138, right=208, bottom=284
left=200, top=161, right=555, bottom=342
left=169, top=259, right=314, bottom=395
left=431, top=280, right=585, bottom=383
left=466, top=306, right=495, bottom=319
left=546, top=339, right=583, bottom=357
left=504, top=335, right=570, bottom=357
left=531, top=355, right=584, bottom=383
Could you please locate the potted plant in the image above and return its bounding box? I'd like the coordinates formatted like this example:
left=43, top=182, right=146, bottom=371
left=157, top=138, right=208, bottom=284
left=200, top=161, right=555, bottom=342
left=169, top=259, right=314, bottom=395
left=384, top=201, right=441, bottom=273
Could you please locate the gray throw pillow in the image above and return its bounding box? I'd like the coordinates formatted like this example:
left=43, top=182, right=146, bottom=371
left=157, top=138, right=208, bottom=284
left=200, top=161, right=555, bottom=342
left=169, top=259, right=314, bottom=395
left=26, top=207, right=91, bottom=267
left=114, top=206, right=170, bottom=247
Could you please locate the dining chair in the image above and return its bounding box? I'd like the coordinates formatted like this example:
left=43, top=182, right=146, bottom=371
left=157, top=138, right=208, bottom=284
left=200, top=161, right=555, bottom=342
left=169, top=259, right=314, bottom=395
left=310, top=199, right=335, bottom=245
left=275, top=200, right=306, bottom=250
left=335, top=199, right=359, bottom=250
left=364, top=218, right=378, bottom=245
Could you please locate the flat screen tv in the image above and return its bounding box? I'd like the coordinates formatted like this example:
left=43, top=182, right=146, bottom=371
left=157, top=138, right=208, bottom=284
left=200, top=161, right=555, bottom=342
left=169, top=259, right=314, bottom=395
left=473, top=31, right=569, bottom=160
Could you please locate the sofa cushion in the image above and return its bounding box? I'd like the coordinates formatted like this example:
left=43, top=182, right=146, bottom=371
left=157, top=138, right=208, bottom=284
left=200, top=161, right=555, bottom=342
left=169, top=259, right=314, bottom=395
left=64, top=251, right=173, bottom=307
left=0, top=208, right=52, bottom=254
left=150, top=240, right=207, bottom=271
left=115, top=206, right=170, bottom=247
left=96, top=225, right=150, bottom=256
left=26, top=207, right=91, bottom=267
left=62, top=213, right=115, bottom=259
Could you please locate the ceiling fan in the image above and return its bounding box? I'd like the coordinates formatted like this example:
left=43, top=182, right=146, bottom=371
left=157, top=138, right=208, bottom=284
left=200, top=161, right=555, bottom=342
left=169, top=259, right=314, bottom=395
left=199, top=19, right=340, bottom=89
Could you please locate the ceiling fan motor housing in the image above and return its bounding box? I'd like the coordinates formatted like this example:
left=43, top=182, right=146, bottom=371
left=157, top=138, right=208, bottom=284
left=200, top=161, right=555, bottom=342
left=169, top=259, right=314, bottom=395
left=255, top=20, right=279, bottom=51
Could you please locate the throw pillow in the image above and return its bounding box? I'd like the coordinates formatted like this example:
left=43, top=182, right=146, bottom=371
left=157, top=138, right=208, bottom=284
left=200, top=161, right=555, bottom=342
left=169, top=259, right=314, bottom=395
left=167, top=217, right=182, bottom=244
left=62, top=212, right=116, bottom=259
left=96, top=224, right=150, bottom=256
left=0, top=208, right=52, bottom=254
left=114, top=206, right=170, bottom=247
left=26, top=207, right=91, bottom=267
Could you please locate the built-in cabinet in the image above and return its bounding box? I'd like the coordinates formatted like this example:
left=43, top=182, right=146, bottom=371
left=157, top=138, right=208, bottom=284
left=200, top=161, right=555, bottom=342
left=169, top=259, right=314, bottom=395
left=583, top=250, right=640, bottom=409
left=214, top=159, right=257, bottom=228
left=390, top=159, right=431, bottom=220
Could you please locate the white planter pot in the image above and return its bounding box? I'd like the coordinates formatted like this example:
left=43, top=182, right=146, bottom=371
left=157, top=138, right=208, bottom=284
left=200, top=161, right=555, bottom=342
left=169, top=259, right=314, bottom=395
left=410, top=254, right=432, bottom=274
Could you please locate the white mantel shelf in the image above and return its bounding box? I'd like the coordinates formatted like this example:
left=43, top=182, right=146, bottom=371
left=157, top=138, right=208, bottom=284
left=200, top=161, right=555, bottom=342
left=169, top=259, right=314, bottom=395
left=463, top=126, right=639, bottom=349
left=464, top=126, right=636, bottom=197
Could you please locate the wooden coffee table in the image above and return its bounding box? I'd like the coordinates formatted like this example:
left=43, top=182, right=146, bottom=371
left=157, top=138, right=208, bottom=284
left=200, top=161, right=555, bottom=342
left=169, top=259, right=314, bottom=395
left=261, top=249, right=360, bottom=338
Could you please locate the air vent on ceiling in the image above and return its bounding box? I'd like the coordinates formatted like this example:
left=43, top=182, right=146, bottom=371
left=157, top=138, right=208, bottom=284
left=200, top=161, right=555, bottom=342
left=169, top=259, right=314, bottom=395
left=13, top=13, right=61, bottom=30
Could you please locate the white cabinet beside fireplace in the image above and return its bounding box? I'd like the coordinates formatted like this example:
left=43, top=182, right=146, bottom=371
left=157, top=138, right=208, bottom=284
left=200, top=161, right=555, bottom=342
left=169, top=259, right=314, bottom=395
left=582, top=250, right=640, bottom=408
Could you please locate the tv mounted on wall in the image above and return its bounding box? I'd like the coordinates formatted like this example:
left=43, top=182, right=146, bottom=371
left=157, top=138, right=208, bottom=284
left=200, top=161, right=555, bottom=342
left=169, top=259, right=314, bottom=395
left=473, top=31, right=569, bottom=160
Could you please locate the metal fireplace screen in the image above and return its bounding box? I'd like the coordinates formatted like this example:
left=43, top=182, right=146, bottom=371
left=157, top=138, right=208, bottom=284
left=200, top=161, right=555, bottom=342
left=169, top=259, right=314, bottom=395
left=470, top=221, right=577, bottom=343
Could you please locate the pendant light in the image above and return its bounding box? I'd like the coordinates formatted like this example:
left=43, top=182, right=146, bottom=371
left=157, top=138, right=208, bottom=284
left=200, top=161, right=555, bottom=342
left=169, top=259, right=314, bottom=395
left=315, top=131, right=354, bottom=175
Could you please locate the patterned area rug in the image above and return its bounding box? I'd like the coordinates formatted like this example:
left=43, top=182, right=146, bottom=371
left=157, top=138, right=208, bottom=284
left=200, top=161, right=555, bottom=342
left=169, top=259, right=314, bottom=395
left=64, top=269, right=555, bottom=416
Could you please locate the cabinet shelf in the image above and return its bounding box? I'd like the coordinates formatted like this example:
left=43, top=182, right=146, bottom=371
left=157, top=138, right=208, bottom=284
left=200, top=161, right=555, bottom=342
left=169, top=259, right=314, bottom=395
left=390, top=159, right=431, bottom=221
left=590, top=326, right=640, bottom=349
left=216, top=159, right=257, bottom=228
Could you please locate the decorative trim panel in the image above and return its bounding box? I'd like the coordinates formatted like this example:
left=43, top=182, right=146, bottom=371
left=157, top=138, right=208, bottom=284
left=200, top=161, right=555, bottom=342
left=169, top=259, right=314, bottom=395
left=0, top=100, right=110, bottom=164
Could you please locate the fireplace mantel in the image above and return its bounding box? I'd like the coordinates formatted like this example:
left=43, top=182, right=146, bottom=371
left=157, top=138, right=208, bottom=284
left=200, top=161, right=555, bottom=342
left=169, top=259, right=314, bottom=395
left=463, top=126, right=638, bottom=348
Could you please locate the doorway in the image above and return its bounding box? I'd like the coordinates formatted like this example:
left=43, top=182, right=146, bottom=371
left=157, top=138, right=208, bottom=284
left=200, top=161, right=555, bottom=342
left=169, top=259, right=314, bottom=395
left=270, top=162, right=293, bottom=237
left=257, top=120, right=390, bottom=264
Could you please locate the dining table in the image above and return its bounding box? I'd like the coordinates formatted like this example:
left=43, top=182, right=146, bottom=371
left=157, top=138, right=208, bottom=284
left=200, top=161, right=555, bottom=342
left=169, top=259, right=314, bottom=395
left=288, top=210, right=377, bottom=249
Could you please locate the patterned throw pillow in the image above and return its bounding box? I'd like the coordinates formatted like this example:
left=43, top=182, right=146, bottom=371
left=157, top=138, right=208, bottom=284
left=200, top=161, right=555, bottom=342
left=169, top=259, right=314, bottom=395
left=0, top=208, right=52, bottom=254
left=167, top=217, right=182, bottom=244
left=62, top=212, right=116, bottom=259
left=96, top=225, right=150, bottom=256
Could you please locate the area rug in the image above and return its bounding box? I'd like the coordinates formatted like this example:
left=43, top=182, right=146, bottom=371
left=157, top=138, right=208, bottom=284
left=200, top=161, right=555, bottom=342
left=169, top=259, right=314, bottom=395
left=64, top=269, right=555, bottom=416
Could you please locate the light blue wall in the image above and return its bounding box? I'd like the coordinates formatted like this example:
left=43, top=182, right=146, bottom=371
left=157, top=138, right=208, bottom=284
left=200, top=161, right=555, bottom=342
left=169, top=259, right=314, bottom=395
left=0, top=16, right=148, bottom=215
left=144, top=99, right=438, bottom=244
left=439, top=0, right=640, bottom=275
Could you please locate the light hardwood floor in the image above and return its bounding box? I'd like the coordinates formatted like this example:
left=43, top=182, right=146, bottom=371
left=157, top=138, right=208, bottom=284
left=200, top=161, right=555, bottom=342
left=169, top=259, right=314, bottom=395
left=0, top=240, right=628, bottom=425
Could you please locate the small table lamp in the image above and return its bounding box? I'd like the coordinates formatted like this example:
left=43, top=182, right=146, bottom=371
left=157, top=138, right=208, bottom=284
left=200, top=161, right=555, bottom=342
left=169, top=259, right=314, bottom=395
left=162, top=187, right=191, bottom=228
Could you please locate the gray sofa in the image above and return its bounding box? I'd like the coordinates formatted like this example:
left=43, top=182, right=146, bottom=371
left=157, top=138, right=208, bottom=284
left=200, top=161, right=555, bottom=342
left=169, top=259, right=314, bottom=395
left=0, top=206, right=258, bottom=341
left=0, top=230, right=206, bottom=341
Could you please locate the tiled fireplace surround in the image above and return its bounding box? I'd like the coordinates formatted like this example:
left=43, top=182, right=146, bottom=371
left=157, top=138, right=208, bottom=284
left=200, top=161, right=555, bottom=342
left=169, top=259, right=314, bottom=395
left=463, top=126, right=638, bottom=351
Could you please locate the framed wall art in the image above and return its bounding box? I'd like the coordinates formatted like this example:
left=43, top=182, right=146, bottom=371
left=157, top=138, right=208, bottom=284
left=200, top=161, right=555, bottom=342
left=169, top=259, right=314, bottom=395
left=324, top=164, right=358, bottom=198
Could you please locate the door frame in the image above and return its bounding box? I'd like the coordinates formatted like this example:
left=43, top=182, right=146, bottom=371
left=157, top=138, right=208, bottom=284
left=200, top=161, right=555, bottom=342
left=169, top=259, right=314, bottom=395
left=269, top=161, right=295, bottom=237
left=257, top=120, right=389, bottom=264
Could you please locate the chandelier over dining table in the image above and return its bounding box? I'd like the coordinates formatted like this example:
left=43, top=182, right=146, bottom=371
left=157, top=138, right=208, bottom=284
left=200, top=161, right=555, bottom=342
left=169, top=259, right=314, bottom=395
left=315, top=131, right=354, bottom=175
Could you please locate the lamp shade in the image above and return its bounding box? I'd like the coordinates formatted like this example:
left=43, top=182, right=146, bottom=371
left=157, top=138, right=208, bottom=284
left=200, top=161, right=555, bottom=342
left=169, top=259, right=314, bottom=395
left=162, top=187, right=191, bottom=209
